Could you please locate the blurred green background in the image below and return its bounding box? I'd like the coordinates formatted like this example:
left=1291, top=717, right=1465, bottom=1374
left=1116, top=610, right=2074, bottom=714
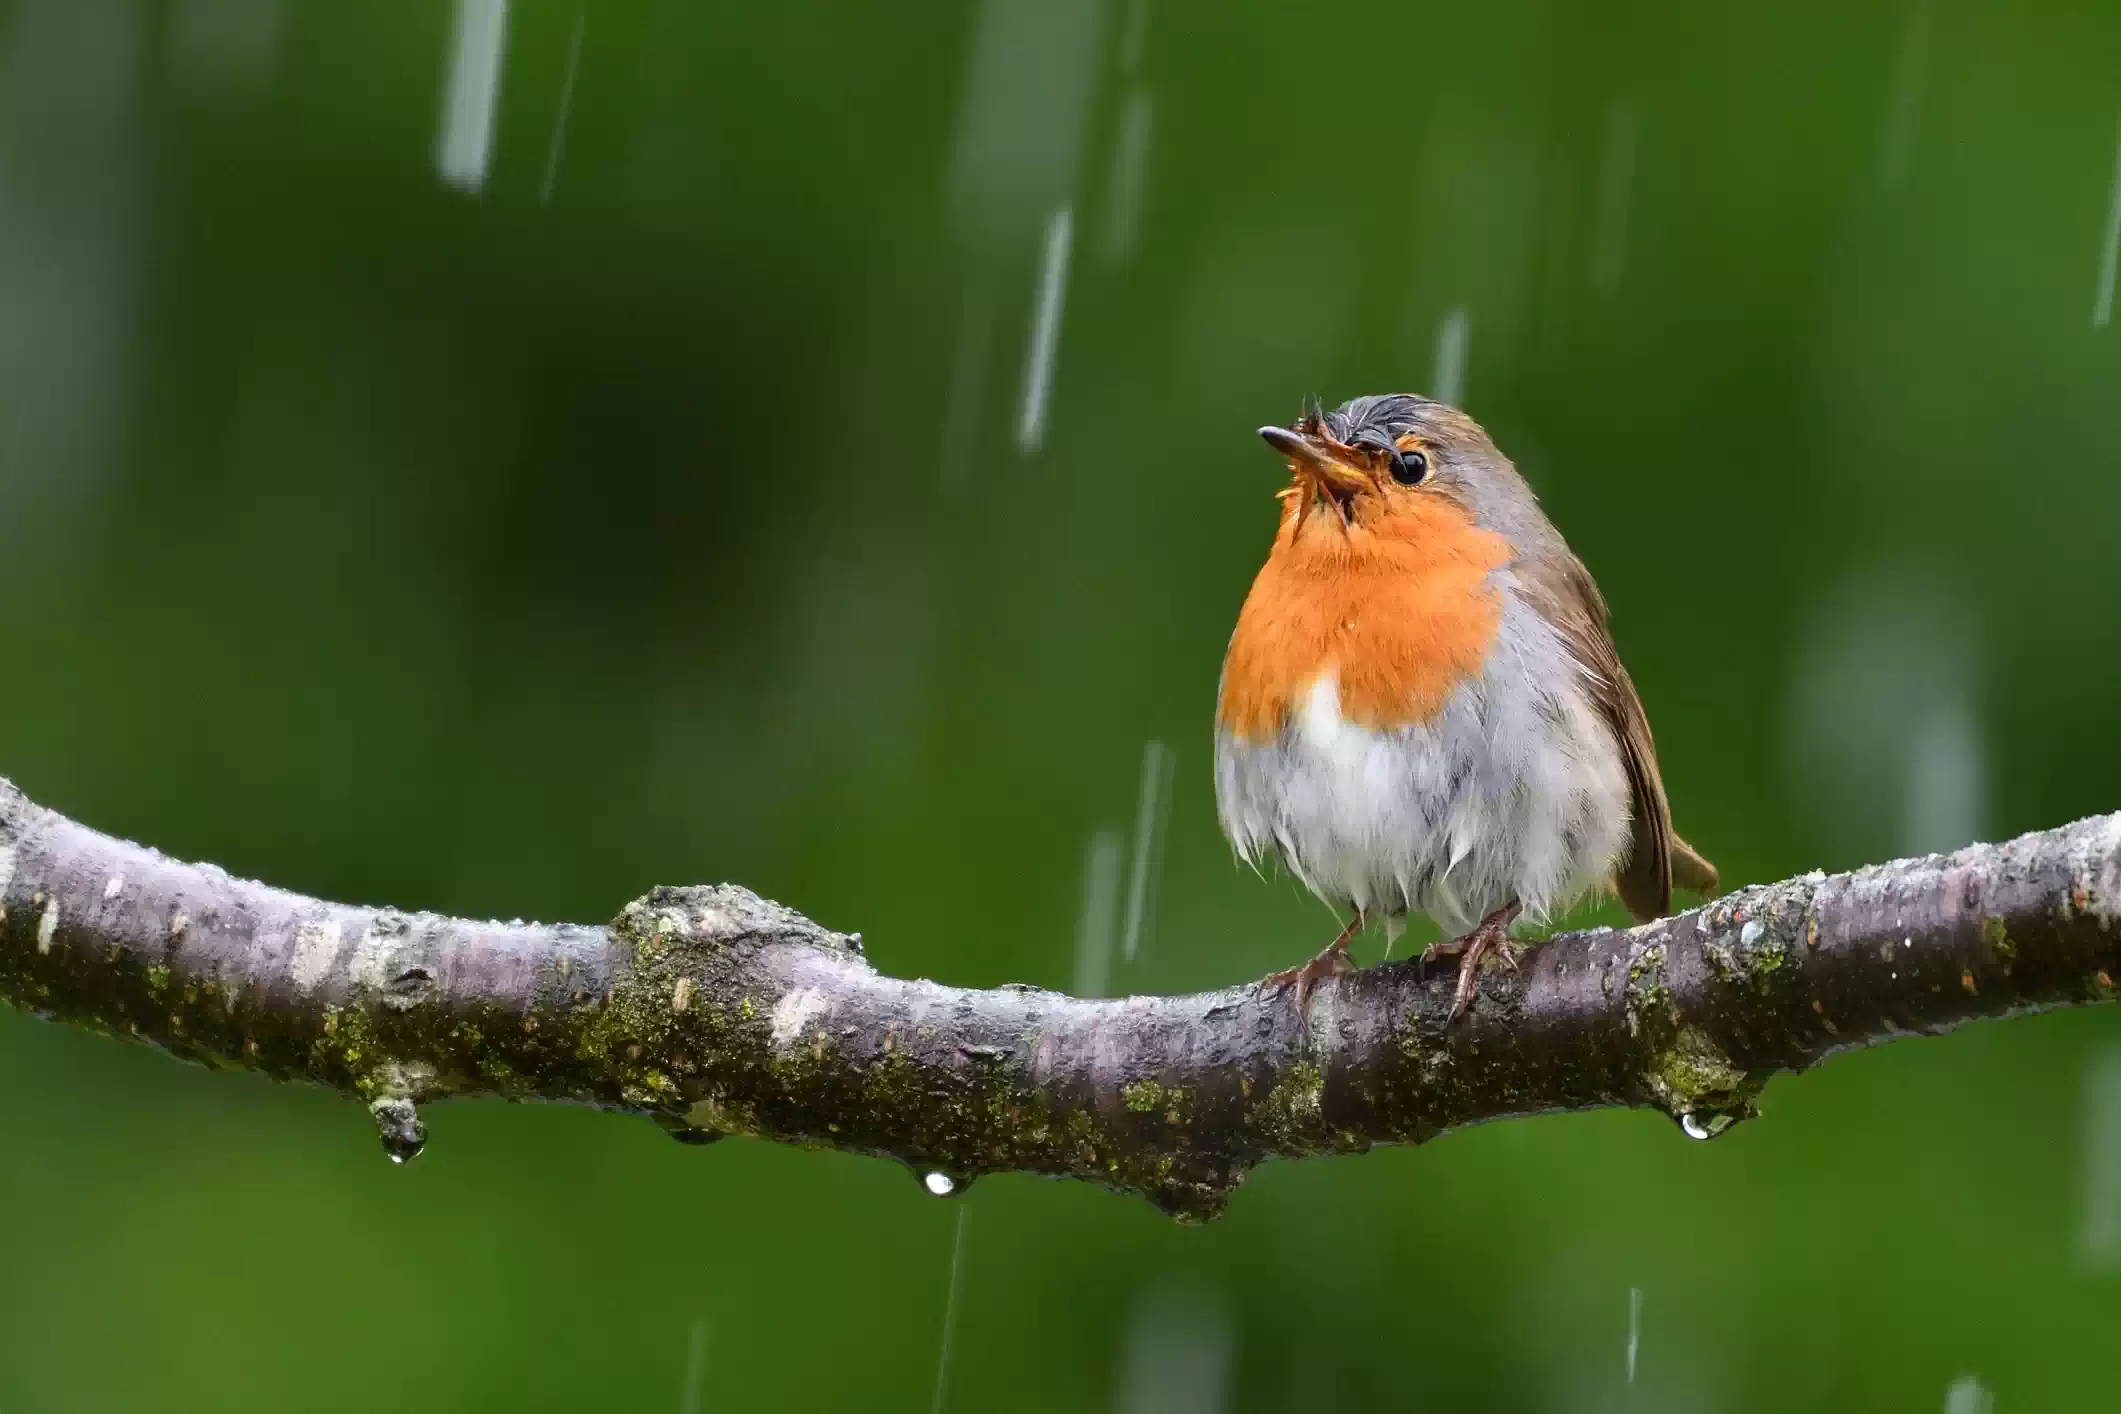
left=3, top=0, right=2120, bottom=1408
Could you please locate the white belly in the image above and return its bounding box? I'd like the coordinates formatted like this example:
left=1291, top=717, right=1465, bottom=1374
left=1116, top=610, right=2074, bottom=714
left=1213, top=600, right=1631, bottom=935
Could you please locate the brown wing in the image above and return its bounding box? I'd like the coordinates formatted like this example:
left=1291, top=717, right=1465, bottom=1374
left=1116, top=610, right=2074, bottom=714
left=1519, top=553, right=1710, bottom=923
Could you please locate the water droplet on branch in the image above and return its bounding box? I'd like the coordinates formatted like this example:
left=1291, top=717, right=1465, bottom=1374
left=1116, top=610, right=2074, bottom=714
left=1678, top=1111, right=1736, bottom=1141
left=912, top=1165, right=976, bottom=1198
left=371, top=1095, right=426, bottom=1164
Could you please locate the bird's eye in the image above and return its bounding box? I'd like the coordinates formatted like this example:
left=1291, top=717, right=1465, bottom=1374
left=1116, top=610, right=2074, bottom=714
left=1389, top=449, right=1428, bottom=486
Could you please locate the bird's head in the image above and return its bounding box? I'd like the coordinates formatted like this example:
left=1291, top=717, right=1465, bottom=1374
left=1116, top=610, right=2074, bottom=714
left=1259, top=393, right=1536, bottom=550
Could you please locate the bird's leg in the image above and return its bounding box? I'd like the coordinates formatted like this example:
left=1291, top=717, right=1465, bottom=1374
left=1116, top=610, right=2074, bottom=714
left=1260, top=911, right=1364, bottom=1013
left=1418, top=900, right=1523, bottom=1025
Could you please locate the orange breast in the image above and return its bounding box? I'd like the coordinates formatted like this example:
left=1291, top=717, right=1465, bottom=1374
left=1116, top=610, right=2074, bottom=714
left=1217, top=494, right=1511, bottom=743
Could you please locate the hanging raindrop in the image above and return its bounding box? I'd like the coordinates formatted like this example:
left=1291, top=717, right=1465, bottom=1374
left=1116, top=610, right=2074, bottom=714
left=652, top=1111, right=724, bottom=1146
left=1678, top=1111, right=1736, bottom=1141
left=669, top=1128, right=724, bottom=1147
left=912, top=1165, right=974, bottom=1199
left=371, top=1096, right=427, bottom=1164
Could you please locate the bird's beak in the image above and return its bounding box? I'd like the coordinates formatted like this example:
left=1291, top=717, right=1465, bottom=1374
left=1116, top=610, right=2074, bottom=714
left=1258, top=424, right=1373, bottom=498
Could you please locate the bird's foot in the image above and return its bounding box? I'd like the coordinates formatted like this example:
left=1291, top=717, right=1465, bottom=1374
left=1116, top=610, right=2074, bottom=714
left=1422, top=901, right=1524, bottom=1026
left=1260, top=914, right=1363, bottom=1014
left=1259, top=947, right=1354, bottom=1015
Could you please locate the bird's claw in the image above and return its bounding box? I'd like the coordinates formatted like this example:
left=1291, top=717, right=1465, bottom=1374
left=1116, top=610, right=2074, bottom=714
left=1260, top=914, right=1365, bottom=1015
left=1435, top=901, right=1526, bottom=1026
left=1447, top=954, right=1483, bottom=1026
left=1261, top=945, right=1355, bottom=1016
left=1422, top=935, right=1521, bottom=968
left=1418, top=936, right=1462, bottom=966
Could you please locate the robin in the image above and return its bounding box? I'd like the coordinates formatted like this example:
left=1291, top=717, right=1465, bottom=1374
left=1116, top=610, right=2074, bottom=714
left=1213, top=393, right=1716, bottom=1023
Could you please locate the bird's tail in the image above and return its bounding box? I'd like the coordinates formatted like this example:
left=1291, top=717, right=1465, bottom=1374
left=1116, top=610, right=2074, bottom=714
left=1670, top=833, right=1719, bottom=897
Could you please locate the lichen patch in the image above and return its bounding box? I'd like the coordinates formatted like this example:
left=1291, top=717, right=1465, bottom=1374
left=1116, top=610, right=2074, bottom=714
left=290, top=919, right=344, bottom=994
left=770, top=985, right=829, bottom=1048
left=350, top=919, right=408, bottom=992
left=2071, top=813, right=2121, bottom=929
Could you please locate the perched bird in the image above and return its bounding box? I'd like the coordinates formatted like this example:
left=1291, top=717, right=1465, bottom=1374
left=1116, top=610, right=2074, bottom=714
left=1213, top=394, right=1716, bottom=1022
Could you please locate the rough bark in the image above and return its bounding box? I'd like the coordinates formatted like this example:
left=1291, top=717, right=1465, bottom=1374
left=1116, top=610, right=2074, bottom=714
left=0, top=776, right=2115, bottom=1220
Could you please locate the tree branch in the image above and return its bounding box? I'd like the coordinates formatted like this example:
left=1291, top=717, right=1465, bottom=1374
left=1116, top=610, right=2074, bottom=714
left=1, top=776, right=2116, bottom=1220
